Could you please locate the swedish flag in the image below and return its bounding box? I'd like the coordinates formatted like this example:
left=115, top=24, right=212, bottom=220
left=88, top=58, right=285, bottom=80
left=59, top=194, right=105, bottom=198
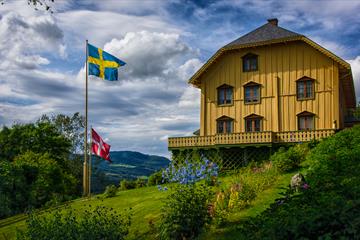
left=87, top=43, right=126, bottom=81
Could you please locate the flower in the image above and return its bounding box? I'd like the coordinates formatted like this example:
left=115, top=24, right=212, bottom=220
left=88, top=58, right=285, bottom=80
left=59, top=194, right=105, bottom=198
left=302, top=183, right=310, bottom=190
left=161, top=157, right=219, bottom=186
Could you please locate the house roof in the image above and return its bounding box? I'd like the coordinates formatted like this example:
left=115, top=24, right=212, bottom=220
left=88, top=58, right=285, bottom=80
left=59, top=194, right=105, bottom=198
left=189, top=19, right=356, bottom=108
left=225, top=22, right=302, bottom=47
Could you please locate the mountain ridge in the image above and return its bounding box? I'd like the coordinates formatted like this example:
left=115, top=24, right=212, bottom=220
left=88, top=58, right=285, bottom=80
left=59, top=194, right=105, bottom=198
left=91, top=150, right=170, bottom=192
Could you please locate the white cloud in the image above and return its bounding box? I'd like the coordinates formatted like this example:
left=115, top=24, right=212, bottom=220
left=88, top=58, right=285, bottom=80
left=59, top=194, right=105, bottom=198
left=348, top=56, right=360, bottom=100
left=104, top=31, right=193, bottom=80
left=0, top=12, right=65, bottom=70
left=178, top=86, right=200, bottom=108
left=56, top=10, right=180, bottom=50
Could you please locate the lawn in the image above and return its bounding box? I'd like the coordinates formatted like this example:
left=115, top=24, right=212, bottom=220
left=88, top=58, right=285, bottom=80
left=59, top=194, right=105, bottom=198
left=0, top=164, right=299, bottom=240
left=0, top=186, right=169, bottom=240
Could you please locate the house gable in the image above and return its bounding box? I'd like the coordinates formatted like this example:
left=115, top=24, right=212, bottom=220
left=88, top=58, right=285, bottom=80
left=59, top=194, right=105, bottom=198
left=189, top=19, right=355, bottom=108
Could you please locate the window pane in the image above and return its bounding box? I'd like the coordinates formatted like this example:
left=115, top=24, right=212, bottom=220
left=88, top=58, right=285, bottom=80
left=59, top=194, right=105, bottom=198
left=253, top=86, right=259, bottom=102
left=245, top=119, right=251, bottom=132
left=243, top=59, right=250, bottom=71
left=217, top=121, right=224, bottom=133
left=306, top=81, right=313, bottom=98
left=245, top=87, right=251, bottom=102
left=218, top=89, right=225, bottom=105
left=306, top=116, right=314, bottom=130
left=254, top=119, right=261, bottom=132
left=226, top=88, right=233, bottom=104
left=250, top=57, right=257, bottom=70
left=297, top=82, right=305, bottom=99
left=299, top=117, right=305, bottom=130
left=226, top=120, right=233, bottom=133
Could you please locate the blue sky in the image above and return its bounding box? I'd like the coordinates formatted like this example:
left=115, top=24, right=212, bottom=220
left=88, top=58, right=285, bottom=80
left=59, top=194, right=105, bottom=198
left=0, top=0, right=359, bottom=157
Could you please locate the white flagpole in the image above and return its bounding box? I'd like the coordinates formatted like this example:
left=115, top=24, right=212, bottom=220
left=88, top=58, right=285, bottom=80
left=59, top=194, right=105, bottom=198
left=89, top=126, right=92, bottom=197
left=83, top=40, right=89, bottom=196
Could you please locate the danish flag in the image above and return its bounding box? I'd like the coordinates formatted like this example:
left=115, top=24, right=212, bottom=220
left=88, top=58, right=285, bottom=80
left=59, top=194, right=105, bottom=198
left=91, top=128, right=111, bottom=162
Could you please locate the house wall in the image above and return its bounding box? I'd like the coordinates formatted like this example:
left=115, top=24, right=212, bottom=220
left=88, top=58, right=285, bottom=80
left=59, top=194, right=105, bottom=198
left=199, top=41, right=340, bottom=136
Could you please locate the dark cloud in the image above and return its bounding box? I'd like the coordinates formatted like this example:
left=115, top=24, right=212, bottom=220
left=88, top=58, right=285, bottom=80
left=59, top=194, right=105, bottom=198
left=161, top=121, right=199, bottom=131
left=33, top=19, right=64, bottom=41
left=17, top=73, right=76, bottom=98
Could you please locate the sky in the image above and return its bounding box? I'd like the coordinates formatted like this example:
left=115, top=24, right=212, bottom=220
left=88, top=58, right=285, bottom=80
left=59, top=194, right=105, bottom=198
left=0, top=0, right=360, bottom=158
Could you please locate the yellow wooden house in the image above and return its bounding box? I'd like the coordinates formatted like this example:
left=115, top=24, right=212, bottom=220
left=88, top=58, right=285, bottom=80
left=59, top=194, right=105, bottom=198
left=168, top=19, right=356, bottom=167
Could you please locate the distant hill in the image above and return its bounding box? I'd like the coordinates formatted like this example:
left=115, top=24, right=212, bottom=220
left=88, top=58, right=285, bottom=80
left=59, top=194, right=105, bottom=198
left=91, top=151, right=170, bottom=192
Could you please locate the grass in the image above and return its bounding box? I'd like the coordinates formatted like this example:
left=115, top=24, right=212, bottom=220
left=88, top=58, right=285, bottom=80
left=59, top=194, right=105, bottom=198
left=199, top=172, right=294, bottom=240
left=0, top=162, right=305, bottom=240
left=0, top=186, right=169, bottom=240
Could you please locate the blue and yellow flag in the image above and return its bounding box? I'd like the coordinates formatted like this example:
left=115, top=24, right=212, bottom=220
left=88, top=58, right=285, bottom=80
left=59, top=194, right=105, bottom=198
left=87, top=43, right=126, bottom=81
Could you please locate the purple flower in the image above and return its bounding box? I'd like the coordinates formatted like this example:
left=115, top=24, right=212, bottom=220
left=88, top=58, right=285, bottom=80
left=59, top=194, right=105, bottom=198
left=302, top=183, right=310, bottom=190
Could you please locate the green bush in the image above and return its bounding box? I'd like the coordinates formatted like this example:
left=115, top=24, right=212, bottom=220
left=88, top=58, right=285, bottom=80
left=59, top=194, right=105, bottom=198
left=236, top=126, right=360, bottom=239
left=135, top=178, right=147, bottom=188
left=16, top=205, right=131, bottom=240
left=104, top=184, right=118, bottom=198
left=159, top=184, right=212, bottom=240
left=119, top=179, right=136, bottom=191
left=270, top=145, right=307, bottom=172
left=148, top=170, right=163, bottom=186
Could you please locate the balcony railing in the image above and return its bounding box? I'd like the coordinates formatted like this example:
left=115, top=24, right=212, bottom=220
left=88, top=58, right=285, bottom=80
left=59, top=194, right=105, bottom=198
left=168, top=129, right=335, bottom=149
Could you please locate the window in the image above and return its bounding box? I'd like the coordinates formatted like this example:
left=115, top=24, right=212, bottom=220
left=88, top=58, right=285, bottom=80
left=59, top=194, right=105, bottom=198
left=217, top=85, right=233, bottom=105
left=297, top=112, right=315, bottom=131
left=244, top=82, right=260, bottom=104
left=245, top=114, right=263, bottom=132
left=297, top=77, right=314, bottom=100
left=242, top=53, right=258, bottom=72
left=217, top=116, right=233, bottom=134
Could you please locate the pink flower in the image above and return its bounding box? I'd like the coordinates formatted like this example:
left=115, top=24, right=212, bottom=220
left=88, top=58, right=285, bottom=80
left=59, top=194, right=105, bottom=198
left=302, top=183, right=310, bottom=190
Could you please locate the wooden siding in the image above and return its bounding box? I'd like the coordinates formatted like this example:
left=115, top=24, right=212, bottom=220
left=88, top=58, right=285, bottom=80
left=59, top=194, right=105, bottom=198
left=199, top=41, right=340, bottom=136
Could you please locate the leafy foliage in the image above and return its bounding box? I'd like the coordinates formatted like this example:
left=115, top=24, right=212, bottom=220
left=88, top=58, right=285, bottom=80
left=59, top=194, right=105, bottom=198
left=14, top=152, right=76, bottom=208
left=237, top=126, right=360, bottom=239
left=38, top=112, right=85, bottom=154
left=119, top=179, right=136, bottom=191
left=148, top=170, right=163, bottom=186
left=16, top=205, right=132, bottom=240
left=159, top=156, right=218, bottom=239
left=270, top=144, right=307, bottom=172
left=0, top=122, right=71, bottom=165
left=211, top=162, right=278, bottom=226
left=103, top=184, right=118, bottom=198
left=159, top=184, right=212, bottom=240
left=0, top=115, right=82, bottom=218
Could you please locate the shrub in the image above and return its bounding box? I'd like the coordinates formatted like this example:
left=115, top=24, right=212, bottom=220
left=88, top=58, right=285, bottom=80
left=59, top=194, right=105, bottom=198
left=236, top=127, right=360, bottom=239
left=270, top=145, right=307, bottom=172
left=17, top=205, right=131, bottom=240
left=119, top=179, right=136, bottom=191
left=159, top=184, right=212, bottom=240
left=148, top=170, right=163, bottom=186
left=210, top=161, right=278, bottom=227
left=104, top=184, right=118, bottom=198
left=135, top=178, right=147, bottom=188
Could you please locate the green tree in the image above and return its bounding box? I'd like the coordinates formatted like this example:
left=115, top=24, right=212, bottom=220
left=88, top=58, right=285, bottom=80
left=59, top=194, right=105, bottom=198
left=14, top=151, right=77, bottom=208
left=38, top=112, right=85, bottom=154
left=0, top=121, right=78, bottom=218
left=0, top=122, right=71, bottom=166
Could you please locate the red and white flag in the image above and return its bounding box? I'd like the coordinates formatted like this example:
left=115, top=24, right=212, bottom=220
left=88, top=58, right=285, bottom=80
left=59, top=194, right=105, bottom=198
left=91, top=128, right=111, bottom=162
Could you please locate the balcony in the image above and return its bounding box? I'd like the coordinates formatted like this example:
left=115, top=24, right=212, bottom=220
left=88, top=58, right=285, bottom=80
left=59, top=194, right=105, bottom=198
left=168, top=129, right=335, bottom=149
